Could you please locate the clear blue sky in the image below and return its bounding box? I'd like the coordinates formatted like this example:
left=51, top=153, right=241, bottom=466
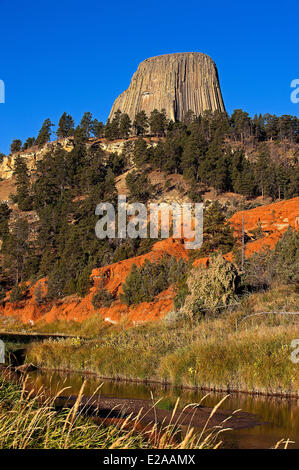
left=0, top=0, right=298, bottom=154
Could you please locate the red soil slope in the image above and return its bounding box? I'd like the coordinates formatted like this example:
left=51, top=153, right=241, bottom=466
left=229, top=196, right=299, bottom=257
left=1, top=197, right=298, bottom=325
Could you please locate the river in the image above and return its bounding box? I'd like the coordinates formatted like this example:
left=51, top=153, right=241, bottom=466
left=26, top=369, right=299, bottom=449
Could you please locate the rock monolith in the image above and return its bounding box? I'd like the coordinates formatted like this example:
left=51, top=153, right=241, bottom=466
left=109, top=52, right=225, bottom=122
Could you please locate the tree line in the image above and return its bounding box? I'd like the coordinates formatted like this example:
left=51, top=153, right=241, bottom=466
left=130, top=112, right=299, bottom=201
left=8, top=107, right=299, bottom=155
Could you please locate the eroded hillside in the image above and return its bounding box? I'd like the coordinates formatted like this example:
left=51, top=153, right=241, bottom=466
left=1, top=197, right=298, bottom=326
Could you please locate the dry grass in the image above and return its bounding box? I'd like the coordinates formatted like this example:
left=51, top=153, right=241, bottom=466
left=26, top=285, right=299, bottom=395
left=0, top=313, right=109, bottom=338
left=0, top=373, right=229, bottom=449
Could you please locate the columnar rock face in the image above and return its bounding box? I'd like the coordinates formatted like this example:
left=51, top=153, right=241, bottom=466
left=109, top=52, right=225, bottom=122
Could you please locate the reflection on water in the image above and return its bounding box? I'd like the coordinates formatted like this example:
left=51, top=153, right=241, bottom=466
left=27, top=370, right=299, bottom=449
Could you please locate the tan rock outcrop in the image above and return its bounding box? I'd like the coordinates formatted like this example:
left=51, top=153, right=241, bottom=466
left=0, top=137, right=144, bottom=181
left=0, top=138, right=74, bottom=181
left=109, top=52, right=225, bottom=122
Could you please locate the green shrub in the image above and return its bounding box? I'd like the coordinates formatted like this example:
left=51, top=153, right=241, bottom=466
left=76, top=266, right=91, bottom=297
left=47, top=267, right=66, bottom=300
left=125, top=170, right=153, bottom=202
left=92, top=286, right=114, bottom=309
left=244, top=227, right=299, bottom=289
left=33, top=283, right=44, bottom=305
left=9, top=285, right=24, bottom=303
left=173, top=274, right=189, bottom=310
left=270, top=227, right=299, bottom=285
left=120, top=256, right=187, bottom=306
left=199, top=201, right=234, bottom=256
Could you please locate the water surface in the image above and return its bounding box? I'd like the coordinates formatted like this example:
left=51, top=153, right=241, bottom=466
left=27, top=370, right=299, bottom=449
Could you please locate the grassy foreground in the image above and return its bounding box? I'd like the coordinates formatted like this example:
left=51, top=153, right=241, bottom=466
left=26, top=285, right=299, bottom=395
left=0, top=372, right=228, bottom=449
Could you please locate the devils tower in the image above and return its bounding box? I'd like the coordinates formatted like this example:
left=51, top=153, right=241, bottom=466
left=109, top=52, right=225, bottom=122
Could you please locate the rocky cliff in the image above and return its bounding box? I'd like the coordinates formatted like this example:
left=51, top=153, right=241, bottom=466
left=109, top=52, right=225, bottom=122
left=0, top=138, right=74, bottom=181
left=0, top=137, right=146, bottom=182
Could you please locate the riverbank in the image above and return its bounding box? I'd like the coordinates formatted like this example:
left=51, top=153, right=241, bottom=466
left=0, top=370, right=238, bottom=449
left=28, top=366, right=299, bottom=399
left=25, top=368, right=299, bottom=449
left=25, top=285, right=299, bottom=397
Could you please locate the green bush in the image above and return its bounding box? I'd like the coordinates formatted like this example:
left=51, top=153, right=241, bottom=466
left=120, top=256, right=187, bottom=306
left=125, top=170, right=153, bottom=202
left=9, top=285, right=24, bottom=303
left=76, top=266, right=91, bottom=297
left=92, top=286, right=114, bottom=309
left=244, top=227, right=299, bottom=288
left=270, top=227, right=299, bottom=285
left=33, top=283, right=44, bottom=305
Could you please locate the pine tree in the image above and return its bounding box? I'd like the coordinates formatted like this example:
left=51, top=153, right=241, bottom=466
left=104, top=119, right=112, bottom=139
left=0, top=203, right=11, bottom=243
left=9, top=284, right=24, bottom=302
left=13, top=156, right=32, bottom=211
left=252, top=114, right=265, bottom=141
left=76, top=265, right=91, bottom=297
left=36, top=118, right=54, bottom=146
left=270, top=227, right=299, bottom=284
left=119, top=256, right=186, bottom=306
left=161, top=137, right=183, bottom=173
left=119, top=113, right=131, bottom=138
left=10, top=139, right=22, bottom=153
left=47, top=264, right=66, bottom=299
left=275, top=164, right=290, bottom=199
left=80, top=112, right=93, bottom=139
left=57, top=112, right=75, bottom=138
left=199, top=128, right=224, bottom=188
left=133, top=138, right=148, bottom=167
left=214, top=156, right=230, bottom=193
left=254, top=145, right=275, bottom=197
left=149, top=109, right=167, bottom=136
left=287, top=165, right=299, bottom=198
left=263, top=114, right=279, bottom=141
left=230, top=109, right=251, bottom=141
left=119, top=264, right=143, bottom=306
left=230, top=150, right=256, bottom=197
left=67, top=129, right=87, bottom=186
left=5, top=218, right=30, bottom=284
left=110, top=110, right=122, bottom=139
left=150, top=141, right=165, bottom=170
left=91, top=119, right=104, bottom=138
left=126, top=170, right=153, bottom=202
left=108, top=151, right=127, bottom=176
left=22, top=137, right=36, bottom=150
left=278, top=115, right=297, bottom=142
left=199, top=201, right=234, bottom=256
left=103, top=168, right=118, bottom=201
left=181, top=124, right=207, bottom=181
left=133, top=111, right=149, bottom=136
left=33, top=146, right=70, bottom=209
